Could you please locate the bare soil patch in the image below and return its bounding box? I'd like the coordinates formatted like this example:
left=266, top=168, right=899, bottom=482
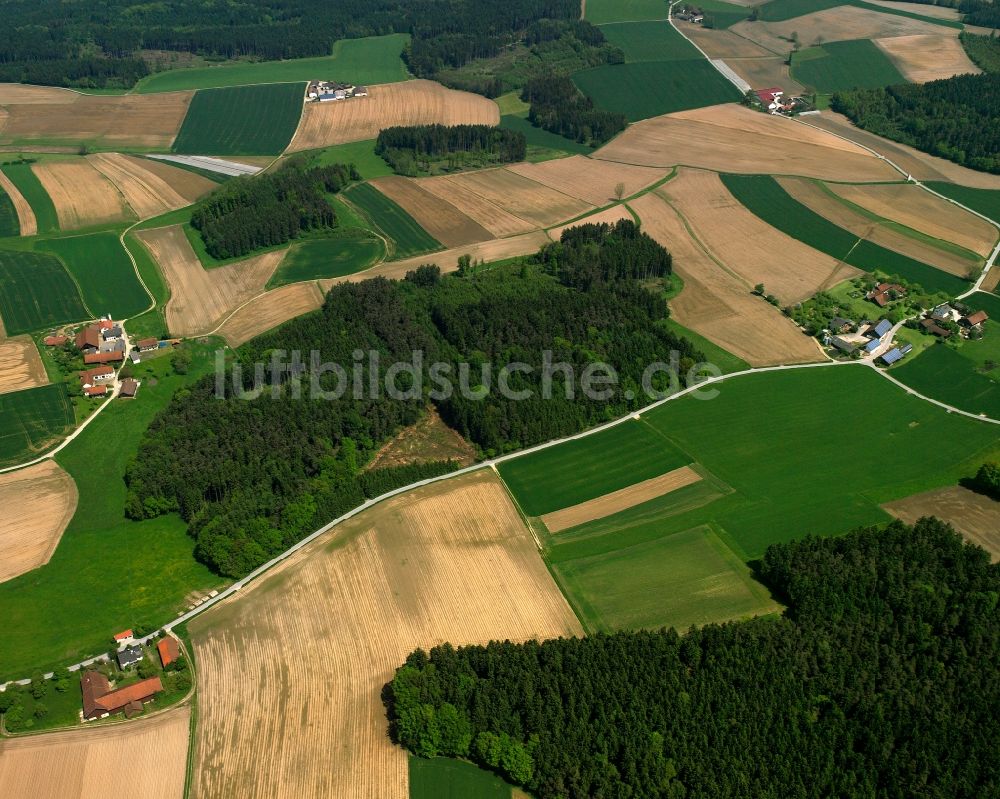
left=542, top=465, right=703, bottom=533
left=188, top=470, right=581, bottom=799
left=217, top=281, right=325, bottom=347
left=287, top=80, right=499, bottom=151
left=417, top=175, right=538, bottom=237
left=732, top=6, right=947, bottom=51
left=630, top=190, right=824, bottom=366
left=507, top=156, right=666, bottom=205
left=777, top=175, right=979, bottom=276
left=808, top=110, right=1000, bottom=189
left=595, top=104, right=896, bottom=182
left=0, top=169, right=36, bottom=235
left=369, top=176, right=494, bottom=247
left=367, top=407, right=477, bottom=470
left=0, top=706, right=190, bottom=799
left=0, top=84, right=78, bottom=104
left=88, top=153, right=191, bottom=220
left=0, top=461, right=77, bottom=583
left=440, top=168, right=593, bottom=227
left=32, top=160, right=131, bottom=229
left=547, top=205, right=633, bottom=240
left=664, top=169, right=856, bottom=303
left=0, top=92, right=193, bottom=149
left=828, top=182, right=998, bottom=258
left=883, top=486, right=1000, bottom=561
left=0, top=336, right=48, bottom=395
left=137, top=225, right=284, bottom=336
left=982, top=269, right=1000, bottom=293
left=875, top=34, right=980, bottom=83
left=682, top=27, right=775, bottom=58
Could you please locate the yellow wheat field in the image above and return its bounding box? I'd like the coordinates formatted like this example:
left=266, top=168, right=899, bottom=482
left=32, top=160, right=131, bottom=229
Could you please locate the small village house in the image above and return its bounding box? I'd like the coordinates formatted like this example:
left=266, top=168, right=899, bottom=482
left=754, top=87, right=783, bottom=111
left=920, top=318, right=952, bottom=338
left=119, top=379, right=140, bottom=399
left=137, top=338, right=159, bottom=352
left=117, top=644, right=144, bottom=669
left=84, top=385, right=108, bottom=397
left=867, top=282, right=906, bottom=308
left=931, top=303, right=960, bottom=323
left=79, top=365, right=115, bottom=388
left=113, top=629, right=133, bottom=642
left=960, top=310, right=989, bottom=331
left=74, top=325, right=101, bottom=353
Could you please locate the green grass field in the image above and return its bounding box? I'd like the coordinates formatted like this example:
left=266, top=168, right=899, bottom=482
left=598, top=21, right=703, bottom=62
left=926, top=183, right=1000, bottom=224
left=310, top=139, right=395, bottom=179
left=1, top=163, right=59, bottom=234
left=684, top=0, right=752, bottom=29
left=722, top=174, right=968, bottom=295
left=137, top=34, right=410, bottom=93
left=0, top=384, right=75, bottom=467
left=344, top=182, right=441, bottom=260
left=0, top=249, right=88, bottom=334
left=573, top=60, right=741, bottom=121
left=792, top=39, right=907, bottom=93
left=759, top=0, right=962, bottom=27
left=497, top=418, right=692, bottom=517
left=123, top=232, right=171, bottom=340
left=409, top=756, right=514, bottom=799
left=267, top=234, right=383, bottom=287
left=172, top=82, right=305, bottom=155
left=499, top=114, right=594, bottom=158
left=0, top=184, right=19, bottom=236
left=586, top=0, right=669, bottom=23
left=0, top=345, right=225, bottom=680
left=38, top=231, right=150, bottom=319
left=552, top=524, right=779, bottom=632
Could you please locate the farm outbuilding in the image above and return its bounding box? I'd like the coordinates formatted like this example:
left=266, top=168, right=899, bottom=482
left=81, top=670, right=163, bottom=720
left=158, top=636, right=180, bottom=667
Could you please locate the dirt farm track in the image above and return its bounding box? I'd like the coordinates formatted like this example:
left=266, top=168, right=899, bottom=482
left=188, top=470, right=581, bottom=799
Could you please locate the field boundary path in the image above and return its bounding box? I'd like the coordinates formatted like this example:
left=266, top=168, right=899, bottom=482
left=5, top=356, right=997, bottom=690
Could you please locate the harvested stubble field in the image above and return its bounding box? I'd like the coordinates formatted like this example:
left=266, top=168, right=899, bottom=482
left=287, top=80, right=499, bottom=151
left=828, top=182, right=999, bottom=258
left=874, top=33, right=980, bottom=83
left=506, top=155, right=666, bottom=205
left=0, top=460, right=77, bottom=583
left=661, top=169, right=856, bottom=303
left=541, top=465, right=703, bottom=533
left=0, top=169, right=35, bottom=236
left=883, top=486, right=1000, bottom=561
left=593, top=104, right=897, bottom=182
left=216, top=281, right=325, bottom=347
left=188, top=470, right=582, bottom=799
left=775, top=176, right=980, bottom=277
left=0, top=83, right=77, bottom=104
left=547, top=205, right=633, bottom=240
left=437, top=168, right=593, bottom=228
left=368, top=176, right=494, bottom=247
left=416, top=175, right=538, bottom=237
left=31, top=160, right=131, bottom=229
left=732, top=6, right=948, bottom=52
left=0, top=335, right=47, bottom=395
left=136, top=225, right=284, bottom=336
left=88, top=153, right=212, bottom=219
left=629, top=190, right=824, bottom=366
left=0, top=706, right=190, bottom=799
left=0, top=92, right=193, bottom=149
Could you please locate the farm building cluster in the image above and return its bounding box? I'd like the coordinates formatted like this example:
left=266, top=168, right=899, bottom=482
left=306, top=81, right=369, bottom=103
left=826, top=317, right=910, bottom=364
left=749, top=87, right=813, bottom=117
left=919, top=302, right=989, bottom=340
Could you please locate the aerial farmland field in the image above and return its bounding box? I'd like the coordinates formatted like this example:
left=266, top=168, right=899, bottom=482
left=409, top=757, right=516, bottom=799
left=137, top=34, right=411, bottom=93
left=791, top=39, right=907, bottom=93
left=926, top=183, right=1000, bottom=223
left=891, top=341, right=1000, bottom=419
left=38, top=231, right=150, bottom=319
left=0, top=249, right=88, bottom=334
left=0, top=384, right=74, bottom=467
left=172, top=82, right=305, bottom=155
left=598, top=21, right=702, bottom=62
left=0, top=185, right=19, bottom=236
left=266, top=234, right=384, bottom=288
left=343, top=182, right=442, bottom=259
left=0, top=163, right=59, bottom=234
left=585, top=0, right=670, bottom=23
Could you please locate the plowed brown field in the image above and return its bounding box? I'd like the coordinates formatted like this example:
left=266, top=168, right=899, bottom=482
left=189, top=470, right=582, bottom=799
left=663, top=169, right=856, bottom=302
left=287, top=80, right=498, bottom=151
left=136, top=225, right=284, bottom=336
left=630, top=190, right=823, bottom=366
left=594, top=104, right=896, bottom=182
left=369, top=176, right=494, bottom=247
left=0, top=336, right=48, bottom=395
left=884, top=486, right=1000, bottom=561
left=32, top=160, right=130, bottom=229
left=0, top=706, right=190, bottom=799
left=507, top=156, right=666, bottom=205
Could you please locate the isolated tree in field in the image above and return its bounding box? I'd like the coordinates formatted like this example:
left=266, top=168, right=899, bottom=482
left=973, top=462, right=1000, bottom=498
left=754, top=282, right=766, bottom=296
left=615, top=181, right=626, bottom=201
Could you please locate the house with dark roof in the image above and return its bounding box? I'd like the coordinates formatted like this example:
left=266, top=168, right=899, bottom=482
left=829, top=317, right=854, bottom=334
left=81, top=670, right=163, bottom=720
left=117, top=644, right=144, bottom=669
left=921, top=318, right=952, bottom=338
left=103, top=325, right=123, bottom=342
left=880, top=343, right=912, bottom=366
left=119, top=379, right=139, bottom=399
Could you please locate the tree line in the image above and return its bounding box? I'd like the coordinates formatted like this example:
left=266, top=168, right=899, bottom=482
left=522, top=74, right=628, bottom=146
left=961, top=32, right=1000, bottom=74
left=125, top=221, right=700, bottom=577
left=832, top=72, right=1000, bottom=174
left=375, top=124, right=526, bottom=175
left=387, top=517, right=1000, bottom=798
left=190, top=161, right=357, bottom=260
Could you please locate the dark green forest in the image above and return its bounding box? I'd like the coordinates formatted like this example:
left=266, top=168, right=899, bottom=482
left=832, top=72, right=1000, bottom=173
left=375, top=125, right=526, bottom=175
left=961, top=32, right=1000, bottom=73
left=190, top=161, right=356, bottom=259
left=523, top=74, right=628, bottom=146
left=960, top=0, right=1000, bottom=28
left=388, top=518, right=1000, bottom=798
left=125, top=221, right=703, bottom=577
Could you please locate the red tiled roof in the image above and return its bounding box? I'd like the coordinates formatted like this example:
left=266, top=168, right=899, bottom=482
left=98, top=320, right=114, bottom=330
left=84, top=351, right=124, bottom=364
left=79, top=365, right=115, bottom=382
left=138, top=338, right=158, bottom=349
left=85, top=386, right=108, bottom=397
left=81, top=670, right=113, bottom=719
left=94, top=677, right=163, bottom=714
left=113, top=629, right=133, bottom=641
left=44, top=335, right=68, bottom=346
left=158, top=636, right=180, bottom=667
left=965, top=310, right=988, bottom=326
left=75, top=326, right=101, bottom=351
